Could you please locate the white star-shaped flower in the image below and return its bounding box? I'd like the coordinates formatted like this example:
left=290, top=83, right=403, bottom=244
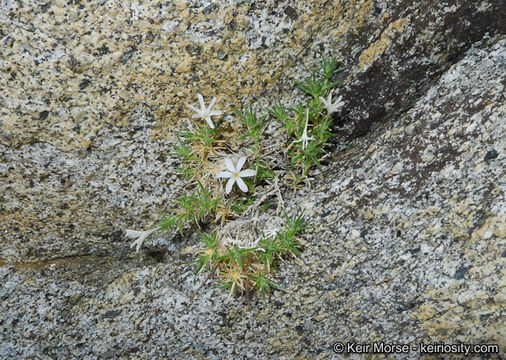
left=125, top=228, right=156, bottom=253
left=216, top=156, right=256, bottom=194
left=293, top=109, right=314, bottom=150
left=319, top=90, right=344, bottom=114
left=187, top=93, right=223, bottom=129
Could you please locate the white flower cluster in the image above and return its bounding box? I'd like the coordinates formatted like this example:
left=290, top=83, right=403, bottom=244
left=127, top=87, right=342, bottom=253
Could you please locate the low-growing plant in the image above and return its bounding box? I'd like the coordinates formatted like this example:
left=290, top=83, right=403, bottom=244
left=192, top=211, right=308, bottom=301
left=279, top=59, right=344, bottom=181
left=157, top=182, right=226, bottom=235
left=126, top=59, right=345, bottom=302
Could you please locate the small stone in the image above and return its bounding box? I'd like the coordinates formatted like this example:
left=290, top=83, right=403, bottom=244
left=454, top=266, right=470, bottom=280
left=103, top=310, right=121, bottom=318
left=284, top=6, right=298, bottom=21
left=203, top=4, right=214, bottom=15
left=120, top=47, right=136, bottom=64
left=79, top=79, right=91, bottom=90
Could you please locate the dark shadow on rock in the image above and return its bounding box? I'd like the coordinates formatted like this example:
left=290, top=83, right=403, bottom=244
left=336, top=1, right=506, bottom=141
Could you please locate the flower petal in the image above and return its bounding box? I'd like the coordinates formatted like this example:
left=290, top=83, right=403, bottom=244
left=235, top=156, right=246, bottom=172
left=225, top=177, right=235, bottom=194
left=125, top=229, right=142, bottom=238
left=205, top=117, right=215, bottom=129
left=187, top=104, right=200, bottom=113
left=126, top=228, right=156, bottom=253
left=132, top=239, right=142, bottom=253
left=197, top=93, right=205, bottom=110
left=209, top=110, right=223, bottom=116
left=216, top=171, right=233, bottom=178
left=239, top=169, right=256, bottom=177
left=236, top=177, right=248, bottom=192
left=208, top=96, right=217, bottom=109
left=224, top=158, right=235, bottom=172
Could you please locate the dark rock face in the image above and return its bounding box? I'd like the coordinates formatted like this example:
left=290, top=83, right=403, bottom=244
left=338, top=1, right=506, bottom=138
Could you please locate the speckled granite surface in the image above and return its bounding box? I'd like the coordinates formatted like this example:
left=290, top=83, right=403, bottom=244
left=2, top=0, right=504, bottom=151
left=2, top=0, right=504, bottom=264
left=1, top=0, right=505, bottom=358
left=1, top=109, right=179, bottom=261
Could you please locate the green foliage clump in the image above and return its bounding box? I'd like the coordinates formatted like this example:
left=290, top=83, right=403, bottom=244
left=148, top=58, right=344, bottom=301
left=270, top=58, right=344, bottom=183
left=193, top=212, right=309, bottom=301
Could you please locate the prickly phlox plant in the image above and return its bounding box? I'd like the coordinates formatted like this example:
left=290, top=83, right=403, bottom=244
left=125, top=59, right=345, bottom=301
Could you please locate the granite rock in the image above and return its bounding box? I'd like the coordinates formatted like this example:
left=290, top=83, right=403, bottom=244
left=2, top=0, right=505, bottom=263
left=1, top=0, right=505, bottom=358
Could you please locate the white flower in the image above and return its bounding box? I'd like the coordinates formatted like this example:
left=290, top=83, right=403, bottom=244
left=216, top=156, right=256, bottom=194
left=319, top=90, right=344, bottom=114
left=293, top=109, right=314, bottom=150
left=125, top=228, right=156, bottom=253
left=186, top=93, right=223, bottom=129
